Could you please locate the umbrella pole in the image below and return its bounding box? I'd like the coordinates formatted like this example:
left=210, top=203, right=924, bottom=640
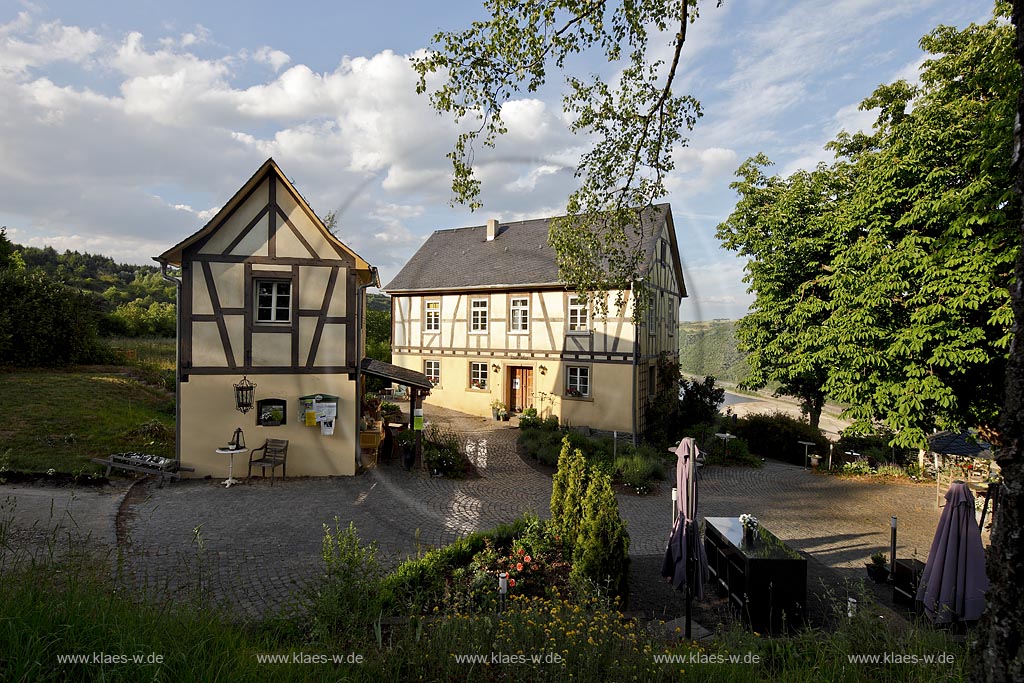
left=685, top=449, right=696, bottom=640
left=685, top=551, right=693, bottom=639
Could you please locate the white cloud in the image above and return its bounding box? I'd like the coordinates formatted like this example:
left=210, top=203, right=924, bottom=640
left=253, top=46, right=291, bottom=71
left=0, top=15, right=101, bottom=75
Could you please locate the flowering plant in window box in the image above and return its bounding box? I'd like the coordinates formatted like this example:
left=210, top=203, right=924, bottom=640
left=471, top=380, right=487, bottom=390
left=565, top=388, right=583, bottom=398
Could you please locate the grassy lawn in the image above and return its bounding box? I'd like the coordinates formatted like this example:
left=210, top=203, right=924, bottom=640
left=0, top=367, right=175, bottom=474
left=107, top=336, right=176, bottom=368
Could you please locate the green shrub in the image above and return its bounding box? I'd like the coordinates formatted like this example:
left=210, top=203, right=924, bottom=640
left=835, top=431, right=913, bottom=465
left=679, top=375, right=726, bottom=427
left=519, top=413, right=558, bottom=430
left=422, top=423, right=467, bottom=477
left=703, top=434, right=761, bottom=467
left=876, top=463, right=907, bottom=478
left=0, top=269, right=109, bottom=366
left=517, top=427, right=566, bottom=466
left=730, top=411, right=828, bottom=465
left=307, top=519, right=383, bottom=644
left=378, top=519, right=526, bottom=614
left=615, top=454, right=658, bottom=494
left=550, top=440, right=590, bottom=548
left=571, top=471, right=630, bottom=606
left=841, top=460, right=874, bottom=476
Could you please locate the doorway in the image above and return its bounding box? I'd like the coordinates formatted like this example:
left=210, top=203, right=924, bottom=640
left=507, top=366, right=534, bottom=413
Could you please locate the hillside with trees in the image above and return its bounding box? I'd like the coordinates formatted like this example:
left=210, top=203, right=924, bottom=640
left=677, top=320, right=748, bottom=386
left=9, top=239, right=177, bottom=338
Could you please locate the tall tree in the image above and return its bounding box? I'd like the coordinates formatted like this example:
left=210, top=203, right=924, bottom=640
left=822, top=10, right=1018, bottom=448
left=717, top=155, right=853, bottom=428
left=976, top=3, right=1024, bottom=681
left=414, top=0, right=708, bottom=314
left=719, top=9, right=1017, bottom=445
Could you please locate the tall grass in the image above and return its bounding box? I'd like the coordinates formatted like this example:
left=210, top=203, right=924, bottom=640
left=0, top=513, right=970, bottom=683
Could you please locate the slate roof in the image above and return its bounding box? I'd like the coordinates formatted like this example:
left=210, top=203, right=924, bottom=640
left=927, top=430, right=993, bottom=459
left=383, top=204, right=680, bottom=294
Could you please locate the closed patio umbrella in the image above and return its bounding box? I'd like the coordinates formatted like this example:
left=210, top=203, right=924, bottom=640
left=917, top=480, right=989, bottom=624
left=661, top=437, right=709, bottom=638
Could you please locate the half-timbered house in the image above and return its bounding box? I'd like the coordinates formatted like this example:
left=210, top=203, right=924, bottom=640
left=384, top=205, right=685, bottom=437
left=157, top=159, right=377, bottom=477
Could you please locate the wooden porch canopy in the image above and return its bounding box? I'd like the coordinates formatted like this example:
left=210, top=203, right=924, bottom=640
left=360, top=358, right=432, bottom=465
left=360, top=358, right=433, bottom=391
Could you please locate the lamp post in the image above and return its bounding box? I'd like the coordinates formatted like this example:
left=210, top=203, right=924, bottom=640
left=798, top=440, right=816, bottom=470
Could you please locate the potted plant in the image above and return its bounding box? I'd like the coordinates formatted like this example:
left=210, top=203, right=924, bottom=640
left=396, top=429, right=418, bottom=470
left=739, top=513, right=759, bottom=546
left=866, top=551, right=889, bottom=583
left=490, top=399, right=506, bottom=421
left=809, top=453, right=821, bottom=469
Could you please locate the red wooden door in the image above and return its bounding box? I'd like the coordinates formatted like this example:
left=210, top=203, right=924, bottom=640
left=509, top=367, right=533, bottom=412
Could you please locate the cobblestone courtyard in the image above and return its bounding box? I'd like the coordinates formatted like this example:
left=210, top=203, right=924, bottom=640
left=4, top=406, right=949, bottom=625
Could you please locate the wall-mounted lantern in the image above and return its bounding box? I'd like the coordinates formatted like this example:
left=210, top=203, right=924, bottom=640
left=539, top=365, right=547, bottom=375
left=233, top=376, right=257, bottom=414
left=492, top=363, right=500, bottom=373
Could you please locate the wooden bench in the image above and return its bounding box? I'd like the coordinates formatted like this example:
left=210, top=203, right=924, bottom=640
left=91, top=455, right=194, bottom=487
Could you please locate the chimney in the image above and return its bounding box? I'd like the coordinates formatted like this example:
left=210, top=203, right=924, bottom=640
left=486, top=218, right=499, bottom=241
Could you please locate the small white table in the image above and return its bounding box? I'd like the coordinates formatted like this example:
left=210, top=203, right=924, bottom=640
left=215, top=447, right=248, bottom=488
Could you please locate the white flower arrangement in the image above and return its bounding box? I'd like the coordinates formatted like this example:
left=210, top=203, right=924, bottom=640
left=739, top=513, right=759, bottom=530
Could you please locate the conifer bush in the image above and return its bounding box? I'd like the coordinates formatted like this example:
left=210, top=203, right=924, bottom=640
left=570, top=471, right=631, bottom=605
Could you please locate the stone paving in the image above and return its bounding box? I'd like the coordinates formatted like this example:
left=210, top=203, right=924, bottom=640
left=4, top=405, right=950, bottom=625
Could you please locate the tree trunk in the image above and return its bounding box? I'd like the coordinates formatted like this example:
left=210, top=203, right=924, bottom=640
left=807, top=393, right=824, bottom=431
left=973, top=4, right=1024, bottom=681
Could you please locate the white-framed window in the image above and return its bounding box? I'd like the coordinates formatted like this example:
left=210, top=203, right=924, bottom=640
left=566, top=366, right=590, bottom=398
left=424, top=359, right=440, bottom=385
left=647, top=295, right=656, bottom=336
left=668, top=295, right=675, bottom=335
left=660, top=239, right=668, bottom=264
left=470, top=299, right=488, bottom=332
left=510, top=297, right=529, bottom=333
left=425, top=300, right=440, bottom=332
left=470, top=362, right=488, bottom=390
left=567, top=296, right=589, bottom=332
left=256, top=280, right=291, bottom=323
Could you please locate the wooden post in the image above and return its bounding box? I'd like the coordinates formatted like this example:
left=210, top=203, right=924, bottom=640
left=412, top=388, right=423, bottom=468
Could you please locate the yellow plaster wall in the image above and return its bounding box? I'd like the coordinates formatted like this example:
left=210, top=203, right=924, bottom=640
left=193, top=323, right=229, bottom=367
left=199, top=178, right=270, bottom=255
left=179, top=374, right=357, bottom=478
left=277, top=189, right=337, bottom=259
left=192, top=268, right=213, bottom=315
left=210, top=262, right=245, bottom=309
left=252, top=333, right=291, bottom=366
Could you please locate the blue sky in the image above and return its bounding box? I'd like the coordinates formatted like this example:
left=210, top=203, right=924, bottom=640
left=0, top=0, right=991, bottom=320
